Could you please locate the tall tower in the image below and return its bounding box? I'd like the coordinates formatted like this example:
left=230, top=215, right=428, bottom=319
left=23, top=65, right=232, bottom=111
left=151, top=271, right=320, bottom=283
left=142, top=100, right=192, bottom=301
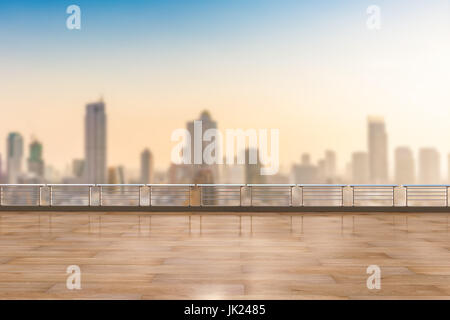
left=85, top=100, right=107, bottom=184
left=448, top=154, right=450, bottom=184
left=324, top=150, right=336, bottom=182
left=186, top=110, right=218, bottom=183
left=352, top=152, right=369, bottom=184
left=0, top=153, right=3, bottom=183
left=418, top=148, right=440, bottom=184
left=291, top=153, right=318, bottom=184
left=7, top=132, right=23, bottom=184
left=394, top=147, right=415, bottom=184
left=140, top=149, right=154, bottom=184
left=28, top=139, right=44, bottom=177
left=245, top=147, right=265, bottom=184
left=368, top=116, right=388, bottom=183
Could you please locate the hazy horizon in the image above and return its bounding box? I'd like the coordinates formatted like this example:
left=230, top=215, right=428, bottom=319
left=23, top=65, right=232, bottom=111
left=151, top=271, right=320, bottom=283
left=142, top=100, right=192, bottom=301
left=1, top=0, right=449, bottom=177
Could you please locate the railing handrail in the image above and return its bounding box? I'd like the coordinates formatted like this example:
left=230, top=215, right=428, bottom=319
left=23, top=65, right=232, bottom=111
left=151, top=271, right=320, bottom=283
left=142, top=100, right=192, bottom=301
left=0, top=184, right=449, bottom=187
left=299, top=184, right=347, bottom=187
left=46, top=184, right=96, bottom=187
left=1, top=184, right=450, bottom=208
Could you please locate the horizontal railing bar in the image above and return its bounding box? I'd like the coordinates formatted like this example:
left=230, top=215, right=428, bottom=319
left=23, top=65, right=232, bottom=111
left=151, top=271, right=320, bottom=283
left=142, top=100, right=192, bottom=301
left=0, top=184, right=45, bottom=187
left=249, top=184, right=296, bottom=187
left=350, top=184, right=397, bottom=187
left=98, top=184, right=145, bottom=187
left=198, top=184, right=245, bottom=187
left=404, top=185, right=449, bottom=187
left=299, top=184, right=347, bottom=187
left=48, top=184, right=95, bottom=187
left=148, top=184, right=195, bottom=187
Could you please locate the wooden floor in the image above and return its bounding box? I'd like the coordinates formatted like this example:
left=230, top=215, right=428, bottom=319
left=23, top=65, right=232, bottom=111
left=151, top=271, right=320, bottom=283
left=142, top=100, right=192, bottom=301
left=0, top=211, right=449, bottom=300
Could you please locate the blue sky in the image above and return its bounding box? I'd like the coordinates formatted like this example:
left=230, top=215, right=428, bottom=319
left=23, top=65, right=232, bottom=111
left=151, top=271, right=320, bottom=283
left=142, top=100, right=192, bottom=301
left=0, top=0, right=449, bottom=174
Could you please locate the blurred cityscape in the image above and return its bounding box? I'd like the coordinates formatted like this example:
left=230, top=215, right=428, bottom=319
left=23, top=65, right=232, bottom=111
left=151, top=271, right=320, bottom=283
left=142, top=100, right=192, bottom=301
left=0, top=100, right=447, bottom=185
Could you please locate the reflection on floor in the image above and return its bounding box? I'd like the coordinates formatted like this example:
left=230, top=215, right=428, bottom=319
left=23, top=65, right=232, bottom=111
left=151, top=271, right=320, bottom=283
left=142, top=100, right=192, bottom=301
left=0, top=212, right=449, bottom=299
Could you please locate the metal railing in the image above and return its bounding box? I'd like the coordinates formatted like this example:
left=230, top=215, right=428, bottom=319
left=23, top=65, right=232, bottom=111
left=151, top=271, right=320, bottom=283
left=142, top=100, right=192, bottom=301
left=1, top=184, right=450, bottom=208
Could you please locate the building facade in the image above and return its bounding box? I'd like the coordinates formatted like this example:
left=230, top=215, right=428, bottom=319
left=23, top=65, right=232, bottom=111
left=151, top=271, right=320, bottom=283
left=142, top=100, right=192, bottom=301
left=140, top=149, right=154, bottom=184
left=7, top=132, right=23, bottom=184
left=418, top=148, right=440, bottom=184
left=84, top=100, right=107, bottom=184
left=368, top=117, right=388, bottom=183
left=394, top=147, right=415, bottom=184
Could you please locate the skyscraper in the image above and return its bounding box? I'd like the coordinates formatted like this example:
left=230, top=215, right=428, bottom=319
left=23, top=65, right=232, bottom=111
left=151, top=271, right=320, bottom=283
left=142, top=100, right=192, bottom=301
left=324, top=150, right=337, bottom=182
left=85, top=100, right=107, bottom=184
left=448, top=154, right=450, bottom=184
left=7, top=132, right=23, bottom=184
left=140, top=149, right=154, bottom=184
left=291, top=153, right=318, bottom=184
left=245, top=147, right=265, bottom=184
left=28, top=139, right=44, bottom=177
left=352, top=152, right=369, bottom=184
left=418, top=148, right=440, bottom=184
left=368, top=117, right=388, bottom=183
left=186, top=110, right=218, bottom=183
left=394, top=147, right=415, bottom=184
left=72, top=159, right=85, bottom=179
left=0, top=153, right=3, bottom=183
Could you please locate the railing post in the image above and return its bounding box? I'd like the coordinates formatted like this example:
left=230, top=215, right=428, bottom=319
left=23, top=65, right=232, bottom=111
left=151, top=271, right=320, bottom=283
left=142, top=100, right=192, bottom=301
left=301, top=186, right=304, bottom=207
left=352, top=186, right=355, bottom=207
left=445, top=186, right=448, bottom=207
left=99, top=186, right=103, bottom=206
left=392, top=186, right=395, bottom=207
left=289, top=186, right=293, bottom=207
left=405, top=186, right=408, bottom=207
left=138, top=185, right=142, bottom=207
left=188, top=185, right=191, bottom=207
left=239, top=186, right=242, bottom=206
left=38, top=185, right=42, bottom=206
left=49, top=186, right=53, bottom=207
left=149, top=185, right=152, bottom=207
left=250, top=186, right=253, bottom=206
left=199, top=185, right=203, bottom=207
left=88, top=186, right=92, bottom=206
left=341, top=186, right=344, bottom=207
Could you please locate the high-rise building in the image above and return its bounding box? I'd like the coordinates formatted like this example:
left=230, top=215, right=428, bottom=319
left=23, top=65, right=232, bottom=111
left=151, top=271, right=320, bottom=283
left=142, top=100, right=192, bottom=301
left=317, top=159, right=326, bottom=183
left=107, top=167, right=118, bottom=184
left=0, top=153, right=3, bottom=183
left=140, top=149, right=153, bottom=184
left=394, top=147, right=415, bottom=184
left=72, top=159, right=85, bottom=179
left=448, top=154, right=450, bottom=184
left=107, top=166, right=126, bottom=184
left=324, top=150, right=337, bottom=182
left=291, top=153, right=318, bottom=184
left=186, top=110, right=218, bottom=183
left=7, top=132, right=23, bottom=184
left=85, top=100, right=107, bottom=184
left=418, top=148, right=440, bottom=184
left=368, top=116, right=388, bottom=183
left=351, top=152, right=369, bottom=184
left=28, top=139, right=44, bottom=177
left=245, top=147, right=265, bottom=184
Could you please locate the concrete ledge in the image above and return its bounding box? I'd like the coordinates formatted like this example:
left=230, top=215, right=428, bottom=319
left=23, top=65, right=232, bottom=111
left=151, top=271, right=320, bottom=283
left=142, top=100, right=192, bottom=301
left=1, top=206, right=450, bottom=213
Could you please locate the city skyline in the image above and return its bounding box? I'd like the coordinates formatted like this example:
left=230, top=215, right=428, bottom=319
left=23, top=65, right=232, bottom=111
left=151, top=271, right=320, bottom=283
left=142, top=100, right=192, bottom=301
left=1, top=1, right=449, bottom=175
left=2, top=104, right=450, bottom=184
